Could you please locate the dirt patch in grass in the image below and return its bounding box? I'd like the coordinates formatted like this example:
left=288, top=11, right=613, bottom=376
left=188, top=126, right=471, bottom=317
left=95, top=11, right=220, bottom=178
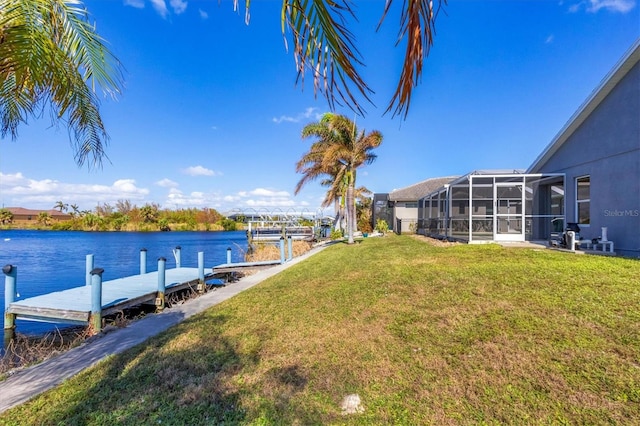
left=408, top=233, right=459, bottom=247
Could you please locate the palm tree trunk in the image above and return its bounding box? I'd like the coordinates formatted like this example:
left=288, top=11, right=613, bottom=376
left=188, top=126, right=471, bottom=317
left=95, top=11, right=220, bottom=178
left=346, top=178, right=355, bottom=244
left=333, top=197, right=342, bottom=231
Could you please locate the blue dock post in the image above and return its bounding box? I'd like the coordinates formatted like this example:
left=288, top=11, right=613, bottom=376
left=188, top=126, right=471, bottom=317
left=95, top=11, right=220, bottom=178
left=3, top=265, right=17, bottom=347
left=173, top=246, right=181, bottom=268
left=197, top=251, right=205, bottom=293
left=279, top=237, right=286, bottom=264
left=157, top=257, right=166, bottom=311
left=3, top=265, right=17, bottom=331
left=140, top=248, right=147, bottom=274
left=90, top=268, right=104, bottom=332
left=226, top=247, right=232, bottom=264
left=287, top=236, right=293, bottom=261
left=85, top=254, right=94, bottom=286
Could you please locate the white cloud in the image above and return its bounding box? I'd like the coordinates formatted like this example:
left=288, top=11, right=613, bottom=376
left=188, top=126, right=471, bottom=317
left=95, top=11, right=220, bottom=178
left=199, top=9, right=209, bottom=19
left=232, top=187, right=297, bottom=208
left=124, top=0, right=189, bottom=17
left=124, top=0, right=145, bottom=8
left=0, top=172, right=323, bottom=213
left=250, top=188, right=290, bottom=197
left=156, top=178, right=179, bottom=188
left=0, top=173, right=149, bottom=210
left=245, top=199, right=296, bottom=207
left=182, top=165, right=221, bottom=177
left=170, top=0, right=188, bottom=14
left=223, top=195, right=241, bottom=202
left=569, top=0, right=636, bottom=13
left=165, top=189, right=222, bottom=207
left=0, top=171, right=28, bottom=187
left=272, top=107, right=324, bottom=124
left=150, top=0, right=169, bottom=18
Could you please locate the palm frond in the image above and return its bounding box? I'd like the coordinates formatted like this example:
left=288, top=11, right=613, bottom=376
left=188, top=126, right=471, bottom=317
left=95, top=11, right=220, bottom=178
left=0, top=0, right=123, bottom=167
left=282, top=0, right=372, bottom=116
left=381, top=0, right=443, bottom=118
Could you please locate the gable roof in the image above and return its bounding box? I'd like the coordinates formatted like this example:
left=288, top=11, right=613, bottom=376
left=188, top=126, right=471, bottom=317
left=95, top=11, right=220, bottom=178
left=528, top=39, right=640, bottom=173
left=5, top=207, right=71, bottom=218
left=388, top=176, right=459, bottom=201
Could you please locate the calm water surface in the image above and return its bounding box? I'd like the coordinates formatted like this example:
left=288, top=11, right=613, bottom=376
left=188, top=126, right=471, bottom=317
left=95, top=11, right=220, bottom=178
left=0, top=230, right=248, bottom=335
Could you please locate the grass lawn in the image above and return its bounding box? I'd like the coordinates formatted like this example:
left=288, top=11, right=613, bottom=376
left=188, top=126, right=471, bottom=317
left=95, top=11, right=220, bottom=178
left=1, top=235, right=638, bottom=425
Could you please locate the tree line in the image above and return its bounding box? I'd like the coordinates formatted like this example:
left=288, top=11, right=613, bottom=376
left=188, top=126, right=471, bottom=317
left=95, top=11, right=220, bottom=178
left=0, top=201, right=239, bottom=232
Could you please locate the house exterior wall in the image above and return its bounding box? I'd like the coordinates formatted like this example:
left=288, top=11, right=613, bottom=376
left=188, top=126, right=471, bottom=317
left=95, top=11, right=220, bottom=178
left=393, top=202, right=419, bottom=233
left=535, top=62, right=640, bottom=257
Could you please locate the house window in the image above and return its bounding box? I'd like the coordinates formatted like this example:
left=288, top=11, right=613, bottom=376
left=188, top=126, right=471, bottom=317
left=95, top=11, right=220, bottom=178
left=576, top=176, right=590, bottom=225
left=404, top=202, right=418, bottom=208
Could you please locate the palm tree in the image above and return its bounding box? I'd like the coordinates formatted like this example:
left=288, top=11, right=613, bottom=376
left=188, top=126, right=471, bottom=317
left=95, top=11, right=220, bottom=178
left=54, top=201, right=68, bottom=212
left=0, top=208, right=13, bottom=225
left=140, top=204, right=160, bottom=224
left=296, top=113, right=382, bottom=243
left=0, top=0, right=123, bottom=167
left=251, top=0, right=442, bottom=118
left=37, top=211, right=52, bottom=226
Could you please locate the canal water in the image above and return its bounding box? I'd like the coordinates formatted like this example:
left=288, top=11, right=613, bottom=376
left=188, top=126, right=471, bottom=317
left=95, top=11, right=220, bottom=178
left=0, top=230, right=248, bottom=335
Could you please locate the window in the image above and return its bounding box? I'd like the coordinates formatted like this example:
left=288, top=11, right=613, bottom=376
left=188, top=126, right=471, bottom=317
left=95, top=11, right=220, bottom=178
left=576, top=176, right=590, bottom=225
left=404, top=202, right=418, bottom=208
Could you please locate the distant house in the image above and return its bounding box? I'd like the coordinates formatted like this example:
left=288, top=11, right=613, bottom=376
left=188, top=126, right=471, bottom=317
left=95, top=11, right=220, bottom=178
left=5, top=207, right=72, bottom=223
left=373, top=177, right=458, bottom=234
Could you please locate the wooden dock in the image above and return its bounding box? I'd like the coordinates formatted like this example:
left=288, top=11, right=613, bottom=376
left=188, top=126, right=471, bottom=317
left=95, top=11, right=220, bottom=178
left=4, top=263, right=288, bottom=335
left=6, top=267, right=216, bottom=326
left=3, top=244, right=292, bottom=335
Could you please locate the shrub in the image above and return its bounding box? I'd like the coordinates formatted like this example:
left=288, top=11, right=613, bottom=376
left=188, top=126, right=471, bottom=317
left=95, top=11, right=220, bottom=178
left=375, top=219, right=389, bottom=233
left=330, top=229, right=344, bottom=240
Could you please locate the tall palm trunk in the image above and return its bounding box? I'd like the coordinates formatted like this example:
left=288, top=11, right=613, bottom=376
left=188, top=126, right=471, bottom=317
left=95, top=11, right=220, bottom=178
left=333, top=197, right=342, bottom=232
left=346, top=171, right=355, bottom=244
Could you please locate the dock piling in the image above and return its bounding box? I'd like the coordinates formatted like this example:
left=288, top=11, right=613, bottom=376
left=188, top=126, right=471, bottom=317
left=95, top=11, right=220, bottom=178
left=85, top=255, right=94, bottom=286
left=3, top=265, right=17, bottom=331
left=173, top=246, right=182, bottom=268
left=287, top=236, right=293, bottom=261
left=90, top=268, right=104, bottom=332
left=226, top=247, right=232, bottom=264
left=140, top=248, right=147, bottom=274
left=157, top=257, right=166, bottom=311
left=197, top=252, right=205, bottom=293
left=279, top=237, right=285, bottom=264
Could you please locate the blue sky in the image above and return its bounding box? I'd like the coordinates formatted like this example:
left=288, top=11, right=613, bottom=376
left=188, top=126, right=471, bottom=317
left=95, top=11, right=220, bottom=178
left=0, top=0, right=638, bottom=216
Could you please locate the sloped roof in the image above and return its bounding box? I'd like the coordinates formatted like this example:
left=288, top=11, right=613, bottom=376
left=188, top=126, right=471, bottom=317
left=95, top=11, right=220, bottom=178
left=388, top=176, right=459, bottom=201
left=528, top=39, right=640, bottom=173
left=5, top=207, right=71, bottom=218
left=446, top=169, right=525, bottom=186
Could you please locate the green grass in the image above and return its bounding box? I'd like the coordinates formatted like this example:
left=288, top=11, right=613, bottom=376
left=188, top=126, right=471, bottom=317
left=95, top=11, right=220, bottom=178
left=1, top=235, right=639, bottom=425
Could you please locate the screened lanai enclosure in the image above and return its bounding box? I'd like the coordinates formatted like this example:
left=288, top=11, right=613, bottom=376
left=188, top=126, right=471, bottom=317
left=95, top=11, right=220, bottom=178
left=417, top=171, right=565, bottom=243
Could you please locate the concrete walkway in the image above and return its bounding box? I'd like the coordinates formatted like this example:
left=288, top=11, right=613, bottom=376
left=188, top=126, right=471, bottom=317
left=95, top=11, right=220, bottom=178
left=0, top=244, right=329, bottom=414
